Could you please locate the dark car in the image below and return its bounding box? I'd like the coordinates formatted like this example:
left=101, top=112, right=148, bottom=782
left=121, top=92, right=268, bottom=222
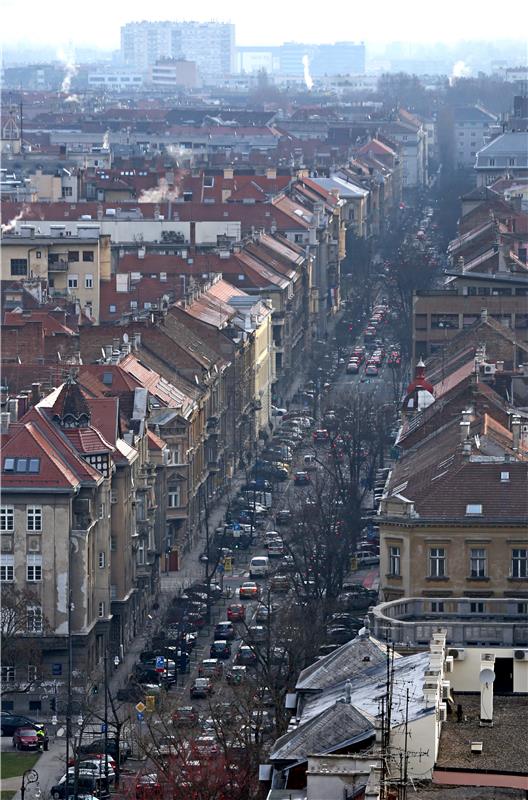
left=276, top=509, right=292, bottom=525
left=51, top=774, right=110, bottom=800
left=234, top=645, right=258, bottom=667
left=241, top=480, right=273, bottom=492
left=171, top=706, right=199, bottom=727
left=13, top=726, right=47, bottom=751
left=210, top=639, right=231, bottom=659
left=77, top=737, right=130, bottom=762
left=294, top=471, right=310, bottom=486
left=190, top=677, right=214, bottom=698
left=0, top=712, right=43, bottom=737
left=214, top=621, right=236, bottom=640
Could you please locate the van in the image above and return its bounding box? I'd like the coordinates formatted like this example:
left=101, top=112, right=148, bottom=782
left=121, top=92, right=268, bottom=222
left=249, top=556, right=269, bottom=578
left=303, top=454, right=317, bottom=471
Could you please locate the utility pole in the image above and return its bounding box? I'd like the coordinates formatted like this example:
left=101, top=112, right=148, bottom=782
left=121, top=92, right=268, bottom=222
left=104, top=649, right=109, bottom=790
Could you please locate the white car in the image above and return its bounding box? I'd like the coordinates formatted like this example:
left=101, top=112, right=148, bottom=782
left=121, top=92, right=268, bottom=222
left=272, top=406, right=288, bottom=417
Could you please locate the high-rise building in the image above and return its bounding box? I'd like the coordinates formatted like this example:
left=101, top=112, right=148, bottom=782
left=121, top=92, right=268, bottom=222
left=120, top=20, right=235, bottom=77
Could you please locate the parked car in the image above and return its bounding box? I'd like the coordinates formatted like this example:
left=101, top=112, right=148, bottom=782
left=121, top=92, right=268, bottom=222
left=0, top=712, right=43, bottom=737
left=346, top=362, right=359, bottom=374
left=135, top=773, right=163, bottom=800
left=13, top=726, right=47, bottom=751
left=227, top=603, right=246, bottom=622
left=77, top=737, right=131, bottom=762
left=190, top=677, right=214, bottom=698
left=269, top=573, right=290, bottom=593
left=313, top=429, right=329, bottom=443
left=246, top=625, right=267, bottom=643
left=226, top=665, right=247, bottom=685
left=365, top=364, right=379, bottom=376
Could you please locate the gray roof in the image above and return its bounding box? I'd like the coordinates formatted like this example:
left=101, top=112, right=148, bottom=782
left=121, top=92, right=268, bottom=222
left=453, top=106, right=497, bottom=124
left=296, top=633, right=393, bottom=692
left=300, top=652, right=432, bottom=727
left=270, top=701, right=374, bottom=762
left=476, top=132, right=528, bottom=168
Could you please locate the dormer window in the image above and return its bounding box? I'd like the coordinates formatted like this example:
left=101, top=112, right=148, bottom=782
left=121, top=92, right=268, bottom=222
left=500, top=471, right=510, bottom=482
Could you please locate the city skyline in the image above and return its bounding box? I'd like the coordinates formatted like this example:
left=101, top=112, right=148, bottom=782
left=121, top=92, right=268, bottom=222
left=2, top=0, right=528, bottom=50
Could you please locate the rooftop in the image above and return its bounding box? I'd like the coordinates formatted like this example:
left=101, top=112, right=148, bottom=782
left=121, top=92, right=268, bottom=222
left=434, top=694, right=528, bottom=778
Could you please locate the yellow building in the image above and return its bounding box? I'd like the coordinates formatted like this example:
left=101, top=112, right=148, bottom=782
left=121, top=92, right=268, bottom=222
left=1, top=231, right=111, bottom=323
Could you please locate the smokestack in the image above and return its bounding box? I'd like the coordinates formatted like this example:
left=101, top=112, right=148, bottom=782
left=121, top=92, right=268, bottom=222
left=480, top=308, right=488, bottom=322
left=512, top=415, right=521, bottom=450
left=345, top=680, right=352, bottom=704
left=0, top=412, right=11, bottom=433
left=31, top=383, right=41, bottom=407
left=479, top=654, right=495, bottom=726
left=460, top=409, right=471, bottom=442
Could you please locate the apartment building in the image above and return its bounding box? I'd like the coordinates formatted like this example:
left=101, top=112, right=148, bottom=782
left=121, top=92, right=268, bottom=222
left=453, top=106, right=497, bottom=169
left=475, top=132, right=528, bottom=186
left=120, top=20, right=235, bottom=77
left=380, top=400, right=528, bottom=612
left=1, top=230, right=111, bottom=324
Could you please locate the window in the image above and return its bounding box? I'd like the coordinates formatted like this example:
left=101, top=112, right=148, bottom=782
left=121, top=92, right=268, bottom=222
left=509, top=158, right=515, bottom=166
left=466, top=504, right=483, bottom=515
left=294, top=234, right=304, bottom=244
left=511, top=549, right=528, bottom=579
left=85, top=273, right=94, bottom=289
left=470, top=548, right=487, bottom=578
left=137, top=541, right=145, bottom=565
left=389, top=546, right=401, bottom=576
left=98, top=551, right=106, bottom=568
left=429, top=547, right=446, bottom=578
left=501, top=471, right=510, bottom=482
left=168, top=487, right=181, bottom=508
left=68, top=251, right=79, bottom=262
left=82, top=251, right=94, bottom=262
left=98, top=601, right=105, bottom=618
left=130, top=300, right=138, bottom=310
left=430, top=601, right=444, bottom=613
left=1, top=666, right=15, bottom=684
left=109, top=304, right=117, bottom=313
left=0, top=555, right=14, bottom=582
left=27, top=605, right=43, bottom=632
left=489, top=159, right=495, bottom=167
left=470, top=601, right=485, bottom=613
left=10, top=259, right=28, bottom=276
left=0, top=507, right=14, bottom=531
left=27, top=506, right=42, bottom=532
left=26, top=554, right=42, bottom=582
left=27, top=665, right=38, bottom=682
left=62, top=186, right=73, bottom=198
left=52, top=663, right=62, bottom=676
left=68, top=275, right=78, bottom=289
left=29, top=700, right=42, bottom=712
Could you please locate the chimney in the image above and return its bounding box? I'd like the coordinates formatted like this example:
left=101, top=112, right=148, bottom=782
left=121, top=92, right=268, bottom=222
left=480, top=308, right=488, bottom=322
left=31, top=382, right=41, bottom=406
left=512, top=415, right=521, bottom=450
left=0, top=412, right=11, bottom=433
left=460, top=409, right=471, bottom=442
left=345, top=680, right=352, bottom=704
left=479, top=654, right=496, bottom=726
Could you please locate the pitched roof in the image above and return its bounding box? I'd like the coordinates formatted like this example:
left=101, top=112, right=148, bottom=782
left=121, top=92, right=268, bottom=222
left=296, top=634, right=393, bottom=692
left=270, top=701, right=374, bottom=762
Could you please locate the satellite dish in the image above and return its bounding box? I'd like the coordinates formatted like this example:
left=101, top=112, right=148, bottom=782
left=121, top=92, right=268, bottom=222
left=479, top=668, right=495, bottom=684
left=123, top=332, right=129, bottom=343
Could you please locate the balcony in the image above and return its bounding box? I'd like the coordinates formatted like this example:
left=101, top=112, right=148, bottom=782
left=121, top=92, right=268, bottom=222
left=48, top=259, right=69, bottom=271
left=208, top=460, right=221, bottom=473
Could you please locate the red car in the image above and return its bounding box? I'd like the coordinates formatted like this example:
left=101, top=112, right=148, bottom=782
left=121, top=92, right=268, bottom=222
left=13, top=726, right=46, bottom=751
left=226, top=603, right=246, bottom=622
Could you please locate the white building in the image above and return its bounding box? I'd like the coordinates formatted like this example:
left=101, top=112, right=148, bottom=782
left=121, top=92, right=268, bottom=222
left=88, top=69, right=145, bottom=91
left=120, top=20, right=235, bottom=77
left=453, top=105, right=498, bottom=168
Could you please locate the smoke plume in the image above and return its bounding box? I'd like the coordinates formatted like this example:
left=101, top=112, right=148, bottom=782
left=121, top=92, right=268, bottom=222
left=449, top=60, right=471, bottom=85
left=1, top=206, right=30, bottom=233
left=57, top=47, right=78, bottom=94
left=138, top=178, right=180, bottom=203
left=302, top=55, right=314, bottom=90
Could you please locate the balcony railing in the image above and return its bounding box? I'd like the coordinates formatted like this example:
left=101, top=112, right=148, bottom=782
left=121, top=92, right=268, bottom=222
left=48, top=259, right=69, bottom=271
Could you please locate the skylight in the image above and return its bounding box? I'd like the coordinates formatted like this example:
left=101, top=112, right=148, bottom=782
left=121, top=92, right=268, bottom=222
left=466, top=504, right=483, bottom=515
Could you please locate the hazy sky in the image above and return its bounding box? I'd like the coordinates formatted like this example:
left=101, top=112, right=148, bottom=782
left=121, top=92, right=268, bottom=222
left=2, top=0, right=528, bottom=49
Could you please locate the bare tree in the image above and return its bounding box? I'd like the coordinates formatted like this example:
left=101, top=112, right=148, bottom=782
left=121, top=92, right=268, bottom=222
left=0, top=585, right=47, bottom=698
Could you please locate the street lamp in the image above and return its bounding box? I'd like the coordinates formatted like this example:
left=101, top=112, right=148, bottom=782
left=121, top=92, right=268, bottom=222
left=20, top=769, right=38, bottom=800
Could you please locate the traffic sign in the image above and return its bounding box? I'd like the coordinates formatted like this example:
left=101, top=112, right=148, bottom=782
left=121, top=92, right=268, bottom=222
left=136, top=712, right=144, bottom=722
left=155, top=655, right=165, bottom=673
left=232, top=523, right=241, bottom=531
left=223, top=557, right=233, bottom=572
left=135, top=701, right=146, bottom=713
left=100, top=723, right=107, bottom=733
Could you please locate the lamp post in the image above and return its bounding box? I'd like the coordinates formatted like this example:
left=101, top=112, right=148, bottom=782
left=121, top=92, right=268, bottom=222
left=20, top=769, right=38, bottom=800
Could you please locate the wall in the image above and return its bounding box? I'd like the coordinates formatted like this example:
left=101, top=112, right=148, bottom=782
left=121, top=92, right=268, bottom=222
left=450, top=647, right=528, bottom=693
